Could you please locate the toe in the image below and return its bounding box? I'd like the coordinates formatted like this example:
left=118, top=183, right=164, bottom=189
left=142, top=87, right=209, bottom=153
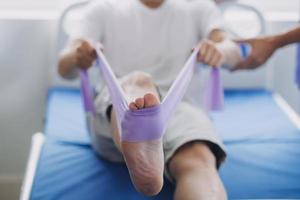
left=135, top=98, right=145, bottom=109
left=129, top=102, right=138, bottom=110
left=144, top=93, right=159, bottom=107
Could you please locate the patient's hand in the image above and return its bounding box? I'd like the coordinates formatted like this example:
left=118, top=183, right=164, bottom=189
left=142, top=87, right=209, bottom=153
left=58, top=40, right=97, bottom=79
left=74, top=40, right=97, bottom=70
left=196, top=40, right=224, bottom=67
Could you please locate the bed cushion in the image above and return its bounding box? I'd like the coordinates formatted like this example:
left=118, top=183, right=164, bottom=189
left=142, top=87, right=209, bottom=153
left=30, top=88, right=300, bottom=199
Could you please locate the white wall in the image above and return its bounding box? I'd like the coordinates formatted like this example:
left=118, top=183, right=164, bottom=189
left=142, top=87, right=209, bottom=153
left=0, top=0, right=76, bottom=11
left=240, top=0, right=300, bottom=13
left=270, top=21, right=300, bottom=113
left=0, top=18, right=57, bottom=199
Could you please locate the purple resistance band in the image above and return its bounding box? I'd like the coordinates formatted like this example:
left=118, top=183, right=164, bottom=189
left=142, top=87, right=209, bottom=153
left=203, top=68, right=224, bottom=111
left=80, top=43, right=250, bottom=142
left=203, top=43, right=251, bottom=111
left=96, top=46, right=200, bottom=142
left=80, top=70, right=96, bottom=115
left=80, top=44, right=200, bottom=142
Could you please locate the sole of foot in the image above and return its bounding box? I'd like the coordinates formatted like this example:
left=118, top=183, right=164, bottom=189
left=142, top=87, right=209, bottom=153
left=122, top=93, right=164, bottom=196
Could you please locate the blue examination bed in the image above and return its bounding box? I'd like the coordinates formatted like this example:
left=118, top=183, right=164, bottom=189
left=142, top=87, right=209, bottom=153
left=27, top=88, right=300, bottom=200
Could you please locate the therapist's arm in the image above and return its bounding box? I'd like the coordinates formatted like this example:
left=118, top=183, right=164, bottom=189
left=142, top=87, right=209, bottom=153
left=233, top=26, right=300, bottom=71
left=58, top=39, right=97, bottom=79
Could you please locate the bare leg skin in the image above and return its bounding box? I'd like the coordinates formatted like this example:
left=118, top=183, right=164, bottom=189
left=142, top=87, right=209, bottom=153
left=110, top=72, right=164, bottom=196
left=169, top=142, right=227, bottom=200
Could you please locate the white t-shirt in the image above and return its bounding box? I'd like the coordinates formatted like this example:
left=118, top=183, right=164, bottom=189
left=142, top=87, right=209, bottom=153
left=71, top=0, right=224, bottom=92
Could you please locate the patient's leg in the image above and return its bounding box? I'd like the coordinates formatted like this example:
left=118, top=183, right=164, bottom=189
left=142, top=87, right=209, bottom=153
left=110, top=72, right=164, bottom=196
left=169, top=142, right=227, bottom=200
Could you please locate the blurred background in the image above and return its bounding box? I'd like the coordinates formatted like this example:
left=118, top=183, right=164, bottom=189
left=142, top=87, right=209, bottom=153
left=0, top=0, right=299, bottom=199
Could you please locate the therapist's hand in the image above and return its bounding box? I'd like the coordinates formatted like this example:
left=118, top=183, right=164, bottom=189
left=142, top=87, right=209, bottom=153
left=232, top=37, right=278, bottom=71
left=73, top=40, right=97, bottom=70
left=196, top=40, right=224, bottom=67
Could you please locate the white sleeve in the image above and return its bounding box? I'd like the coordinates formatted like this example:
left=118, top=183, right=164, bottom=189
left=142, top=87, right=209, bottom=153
left=193, top=0, right=225, bottom=39
left=69, top=0, right=109, bottom=43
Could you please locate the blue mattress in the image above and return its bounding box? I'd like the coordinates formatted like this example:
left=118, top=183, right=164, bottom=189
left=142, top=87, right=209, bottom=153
left=30, top=88, right=300, bottom=200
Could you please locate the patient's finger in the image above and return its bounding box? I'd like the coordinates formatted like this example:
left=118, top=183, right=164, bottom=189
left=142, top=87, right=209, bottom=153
left=77, top=54, right=94, bottom=69
left=86, top=56, right=95, bottom=65
left=198, top=42, right=208, bottom=61
left=80, top=41, right=96, bottom=57
left=79, top=60, right=91, bottom=69
left=81, top=40, right=92, bottom=50
left=209, top=47, right=222, bottom=67
left=87, top=53, right=96, bottom=62
left=203, top=45, right=214, bottom=64
left=209, top=50, right=218, bottom=67
left=91, top=49, right=97, bottom=59
left=211, top=52, right=222, bottom=67
left=86, top=45, right=97, bottom=58
left=80, top=46, right=93, bottom=58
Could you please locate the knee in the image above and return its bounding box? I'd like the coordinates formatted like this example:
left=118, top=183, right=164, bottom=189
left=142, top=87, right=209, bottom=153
left=131, top=71, right=154, bottom=87
left=168, top=142, right=216, bottom=179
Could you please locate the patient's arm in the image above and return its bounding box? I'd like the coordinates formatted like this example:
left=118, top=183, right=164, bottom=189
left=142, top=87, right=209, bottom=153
left=58, top=39, right=97, bottom=79
left=197, top=29, right=242, bottom=69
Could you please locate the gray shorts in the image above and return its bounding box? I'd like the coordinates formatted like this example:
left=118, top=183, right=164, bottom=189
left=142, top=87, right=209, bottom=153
left=90, top=76, right=226, bottom=182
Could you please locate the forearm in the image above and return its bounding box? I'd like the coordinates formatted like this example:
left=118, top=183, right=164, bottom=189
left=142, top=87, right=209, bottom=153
left=272, top=26, right=300, bottom=49
left=58, top=48, right=78, bottom=79
left=58, top=40, right=84, bottom=79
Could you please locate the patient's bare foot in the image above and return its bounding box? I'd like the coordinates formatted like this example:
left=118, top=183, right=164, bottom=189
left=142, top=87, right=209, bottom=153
left=122, top=93, right=164, bottom=196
